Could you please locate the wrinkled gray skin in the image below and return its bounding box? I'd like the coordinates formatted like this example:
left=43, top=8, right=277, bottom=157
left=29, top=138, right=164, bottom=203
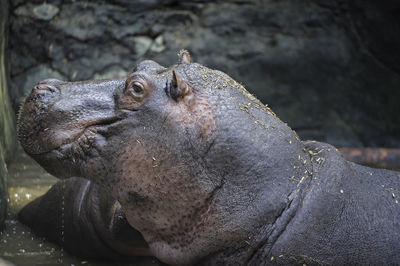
left=18, top=52, right=400, bottom=265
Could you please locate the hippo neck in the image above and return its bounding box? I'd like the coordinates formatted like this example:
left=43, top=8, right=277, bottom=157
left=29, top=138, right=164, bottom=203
left=245, top=165, right=313, bottom=265
left=203, top=163, right=314, bottom=265
left=195, top=130, right=314, bottom=265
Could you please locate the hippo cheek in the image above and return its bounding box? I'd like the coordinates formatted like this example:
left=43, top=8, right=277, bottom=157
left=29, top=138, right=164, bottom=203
left=105, top=141, right=217, bottom=257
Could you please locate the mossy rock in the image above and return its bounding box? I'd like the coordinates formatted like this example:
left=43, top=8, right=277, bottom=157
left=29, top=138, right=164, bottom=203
left=0, top=0, right=17, bottom=230
left=0, top=149, right=7, bottom=230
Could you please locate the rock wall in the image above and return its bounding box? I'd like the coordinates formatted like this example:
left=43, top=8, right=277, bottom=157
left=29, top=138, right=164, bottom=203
left=8, top=0, right=400, bottom=147
left=1, top=0, right=17, bottom=231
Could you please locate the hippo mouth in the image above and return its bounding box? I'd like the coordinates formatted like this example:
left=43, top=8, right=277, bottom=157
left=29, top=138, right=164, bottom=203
left=19, top=115, right=122, bottom=155
left=18, top=112, right=125, bottom=178
left=18, top=101, right=124, bottom=156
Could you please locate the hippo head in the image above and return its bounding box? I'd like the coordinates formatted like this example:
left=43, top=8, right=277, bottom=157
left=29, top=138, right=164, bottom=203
left=18, top=51, right=311, bottom=265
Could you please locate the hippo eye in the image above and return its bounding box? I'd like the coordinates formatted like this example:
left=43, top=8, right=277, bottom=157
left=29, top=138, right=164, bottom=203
left=119, top=74, right=151, bottom=109
left=130, top=82, right=144, bottom=94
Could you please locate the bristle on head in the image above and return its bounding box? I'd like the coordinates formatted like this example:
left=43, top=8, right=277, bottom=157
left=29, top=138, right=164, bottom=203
left=178, top=49, right=191, bottom=64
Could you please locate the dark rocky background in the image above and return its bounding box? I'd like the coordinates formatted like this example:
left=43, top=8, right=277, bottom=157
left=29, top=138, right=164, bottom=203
left=7, top=0, right=400, bottom=148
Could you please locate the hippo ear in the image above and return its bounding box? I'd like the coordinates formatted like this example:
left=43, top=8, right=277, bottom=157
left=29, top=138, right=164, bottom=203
left=178, top=49, right=191, bottom=64
left=169, top=69, right=192, bottom=100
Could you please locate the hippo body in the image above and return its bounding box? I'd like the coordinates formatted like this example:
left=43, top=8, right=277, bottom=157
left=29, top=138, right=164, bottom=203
left=18, top=177, right=151, bottom=260
left=18, top=51, right=400, bottom=265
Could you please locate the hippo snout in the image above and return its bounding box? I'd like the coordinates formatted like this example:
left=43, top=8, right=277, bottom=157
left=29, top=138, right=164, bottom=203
left=18, top=78, right=124, bottom=156
left=18, top=81, right=61, bottom=154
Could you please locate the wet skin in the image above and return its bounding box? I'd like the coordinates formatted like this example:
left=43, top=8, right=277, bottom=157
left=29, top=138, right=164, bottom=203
left=18, top=51, right=400, bottom=265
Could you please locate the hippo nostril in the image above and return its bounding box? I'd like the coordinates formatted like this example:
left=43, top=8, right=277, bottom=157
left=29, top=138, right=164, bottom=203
left=35, top=85, right=50, bottom=91
left=34, top=84, right=57, bottom=93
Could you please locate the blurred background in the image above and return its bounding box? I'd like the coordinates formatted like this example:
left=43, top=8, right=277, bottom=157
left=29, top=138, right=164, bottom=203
left=1, top=0, right=399, bottom=265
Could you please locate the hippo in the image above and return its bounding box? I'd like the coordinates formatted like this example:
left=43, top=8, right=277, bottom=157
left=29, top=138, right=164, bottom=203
left=17, top=51, right=400, bottom=265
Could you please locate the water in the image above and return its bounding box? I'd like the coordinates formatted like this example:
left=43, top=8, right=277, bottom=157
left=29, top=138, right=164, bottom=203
left=0, top=146, right=159, bottom=266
